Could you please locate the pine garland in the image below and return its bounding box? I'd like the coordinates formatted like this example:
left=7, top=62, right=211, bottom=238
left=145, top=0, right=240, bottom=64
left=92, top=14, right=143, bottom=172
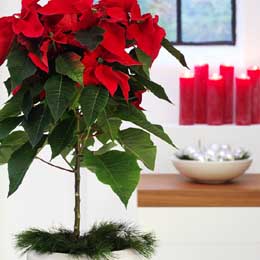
left=16, top=222, right=157, bottom=260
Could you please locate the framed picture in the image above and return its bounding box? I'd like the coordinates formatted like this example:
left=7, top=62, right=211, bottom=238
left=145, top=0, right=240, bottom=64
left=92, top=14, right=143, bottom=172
left=139, top=0, right=236, bottom=45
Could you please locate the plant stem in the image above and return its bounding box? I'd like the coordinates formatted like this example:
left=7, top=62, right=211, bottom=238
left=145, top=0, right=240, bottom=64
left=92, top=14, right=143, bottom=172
left=36, top=157, right=74, bottom=173
left=74, top=112, right=81, bottom=239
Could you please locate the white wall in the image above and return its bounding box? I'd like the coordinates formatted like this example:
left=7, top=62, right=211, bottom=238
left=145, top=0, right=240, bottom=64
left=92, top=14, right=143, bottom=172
left=139, top=1, right=260, bottom=259
left=1, top=1, right=260, bottom=260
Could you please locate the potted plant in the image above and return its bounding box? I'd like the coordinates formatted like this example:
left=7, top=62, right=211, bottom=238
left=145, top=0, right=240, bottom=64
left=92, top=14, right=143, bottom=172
left=0, top=0, right=187, bottom=259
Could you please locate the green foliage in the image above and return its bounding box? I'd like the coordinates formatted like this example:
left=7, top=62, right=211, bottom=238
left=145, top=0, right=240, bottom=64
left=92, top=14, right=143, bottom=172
left=76, top=26, right=105, bottom=51
left=16, top=222, right=156, bottom=259
left=22, top=91, right=33, bottom=119
left=135, top=48, right=151, bottom=78
left=116, top=104, right=176, bottom=148
left=7, top=47, right=36, bottom=89
left=22, top=105, right=52, bottom=147
left=94, top=142, right=117, bottom=156
left=0, top=131, right=28, bottom=165
left=8, top=136, right=46, bottom=197
left=97, top=113, right=122, bottom=142
left=80, top=86, right=109, bottom=128
left=0, top=117, right=22, bottom=139
left=44, top=74, right=77, bottom=122
left=162, top=38, right=188, bottom=68
left=84, top=151, right=141, bottom=207
left=118, top=128, right=157, bottom=170
left=133, top=72, right=172, bottom=103
left=0, top=95, right=23, bottom=121
left=4, top=78, right=12, bottom=96
left=48, top=117, right=76, bottom=159
left=56, top=52, right=84, bottom=86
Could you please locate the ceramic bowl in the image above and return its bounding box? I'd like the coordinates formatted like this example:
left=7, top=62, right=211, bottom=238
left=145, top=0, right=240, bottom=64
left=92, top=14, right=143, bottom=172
left=172, top=157, right=253, bottom=184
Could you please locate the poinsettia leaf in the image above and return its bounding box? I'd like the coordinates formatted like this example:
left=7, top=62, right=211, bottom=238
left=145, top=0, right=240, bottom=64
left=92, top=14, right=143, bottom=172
left=133, top=73, right=172, bottom=104
left=98, top=112, right=122, bottom=142
left=0, top=94, right=23, bottom=121
left=0, top=131, right=28, bottom=165
left=84, top=150, right=141, bottom=207
left=4, top=78, right=12, bottom=96
left=76, top=26, right=105, bottom=51
left=48, top=117, right=76, bottom=159
left=94, top=142, right=117, bottom=156
left=22, top=91, right=33, bottom=119
left=8, top=136, right=46, bottom=197
left=116, top=104, right=176, bottom=148
left=162, top=38, right=188, bottom=68
left=135, top=48, right=151, bottom=78
left=44, top=74, right=77, bottom=122
left=0, top=117, right=23, bottom=139
left=118, top=128, right=157, bottom=170
left=79, top=86, right=109, bottom=128
left=22, top=105, right=52, bottom=147
left=7, top=47, right=36, bottom=89
left=56, top=52, right=84, bottom=86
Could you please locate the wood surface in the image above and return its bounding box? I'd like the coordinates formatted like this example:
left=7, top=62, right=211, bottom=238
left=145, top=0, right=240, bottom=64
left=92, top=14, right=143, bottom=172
left=138, top=174, right=260, bottom=207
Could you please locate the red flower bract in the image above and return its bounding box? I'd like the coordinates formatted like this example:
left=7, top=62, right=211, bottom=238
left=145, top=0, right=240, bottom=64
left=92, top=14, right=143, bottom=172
left=39, top=0, right=93, bottom=15
left=0, top=0, right=168, bottom=103
left=27, top=39, right=50, bottom=73
left=12, top=0, right=44, bottom=38
left=128, top=15, right=166, bottom=61
left=82, top=47, right=131, bottom=100
left=0, top=17, right=15, bottom=65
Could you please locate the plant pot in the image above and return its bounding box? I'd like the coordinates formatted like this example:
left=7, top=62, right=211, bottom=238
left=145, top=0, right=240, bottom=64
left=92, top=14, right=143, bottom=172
left=27, top=250, right=140, bottom=260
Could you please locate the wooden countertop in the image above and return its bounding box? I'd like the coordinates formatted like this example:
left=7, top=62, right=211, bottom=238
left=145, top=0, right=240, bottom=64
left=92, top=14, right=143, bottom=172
left=138, top=174, right=260, bottom=207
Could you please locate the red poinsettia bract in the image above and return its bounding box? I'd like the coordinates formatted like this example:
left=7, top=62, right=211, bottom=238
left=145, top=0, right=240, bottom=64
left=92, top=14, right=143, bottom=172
left=0, top=0, right=167, bottom=106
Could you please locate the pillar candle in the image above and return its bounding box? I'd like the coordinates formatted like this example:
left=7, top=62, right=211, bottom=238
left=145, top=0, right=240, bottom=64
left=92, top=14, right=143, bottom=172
left=236, top=74, right=252, bottom=125
left=194, top=64, right=209, bottom=123
left=220, top=64, right=234, bottom=124
left=179, top=71, right=195, bottom=125
left=247, top=66, right=260, bottom=124
left=207, top=73, right=224, bottom=125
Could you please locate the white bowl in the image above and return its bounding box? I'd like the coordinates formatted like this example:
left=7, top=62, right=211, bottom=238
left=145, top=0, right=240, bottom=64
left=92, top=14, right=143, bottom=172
left=172, top=157, right=253, bottom=184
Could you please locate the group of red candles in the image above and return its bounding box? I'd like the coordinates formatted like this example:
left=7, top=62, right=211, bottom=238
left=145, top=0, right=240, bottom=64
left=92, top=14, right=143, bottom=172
left=179, top=64, right=260, bottom=125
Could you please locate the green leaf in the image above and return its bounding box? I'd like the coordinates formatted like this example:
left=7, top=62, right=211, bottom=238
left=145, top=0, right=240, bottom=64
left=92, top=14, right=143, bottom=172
left=118, top=128, right=157, bottom=170
left=94, top=142, right=117, bottom=156
left=76, top=26, right=105, bottom=51
left=98, top=112, right=122, bottom=142
left=22, top=91, right=33, bottom=119
left=4, top=78, right=12, bottom=96
left=7, top=47, right=36, bottom=89
left=116, top=104, right=176, bottom=148
left=0, top=131, right=28, bottom=165
left=45, top=74, right=77, bottom=122
left=8, top=136, right=46, bottom=197
left=162, top=38, right=189, bottom=68
left=56, top=52, right=84, bottom=86
left=133, top=73, right=172, bottom=103
left=0, top=94, right=23, bottom=121
left=84, top=151, right=141, bottom=207
left=22, top=105, right=52, bottom=147
left=0, top=117, right=23, bottom=139
left=48, top=117, right=76, bottom=159
left=79, top=86, right=109, bottom=128
left=135, top=48, right=151, bottom=78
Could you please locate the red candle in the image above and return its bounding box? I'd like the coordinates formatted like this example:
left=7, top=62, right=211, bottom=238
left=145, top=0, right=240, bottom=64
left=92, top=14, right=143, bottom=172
left=220, top=64, right=234, bottom=124
left=194, top=64, right=209, bottom=123
left=207, top=73, right=224, bottom=125
left=236, top=74, right=252, bottom=125
left=247, top=66, right=260, bottom=124
left=179, top=71, right=195, bottom=125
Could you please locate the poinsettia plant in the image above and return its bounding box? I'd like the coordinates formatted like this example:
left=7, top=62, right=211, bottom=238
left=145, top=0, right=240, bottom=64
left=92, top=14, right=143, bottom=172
left=0, top=0, right=186, bottom=243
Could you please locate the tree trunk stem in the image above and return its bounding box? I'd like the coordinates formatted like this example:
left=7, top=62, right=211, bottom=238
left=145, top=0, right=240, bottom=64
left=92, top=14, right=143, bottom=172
left=74, top=115, right=81, bottom=239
